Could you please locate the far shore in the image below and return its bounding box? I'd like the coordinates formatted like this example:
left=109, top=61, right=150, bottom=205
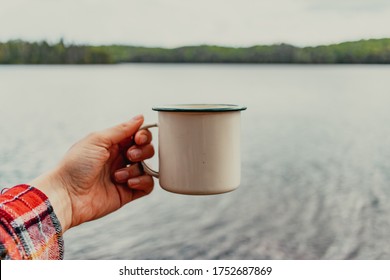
left=1, top=38, right=390, bottom=64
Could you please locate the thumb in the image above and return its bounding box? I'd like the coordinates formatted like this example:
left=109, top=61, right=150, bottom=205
left=99, top=115, right=144, bottom=146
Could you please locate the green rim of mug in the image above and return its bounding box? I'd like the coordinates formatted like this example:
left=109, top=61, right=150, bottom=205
left=152, top=104, right=247, bottom=112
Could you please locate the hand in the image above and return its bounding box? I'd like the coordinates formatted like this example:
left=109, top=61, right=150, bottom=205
left=30, top=115, right=155, bottom=232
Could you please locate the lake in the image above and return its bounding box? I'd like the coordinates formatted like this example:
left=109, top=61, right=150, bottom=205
left=1, top=64, right=390, bottom=259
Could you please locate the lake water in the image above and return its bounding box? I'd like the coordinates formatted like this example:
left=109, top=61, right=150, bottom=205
left=1, top=64, right=390, bottom=259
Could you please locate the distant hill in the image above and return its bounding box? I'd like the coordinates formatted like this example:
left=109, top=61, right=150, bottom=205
left=1, top=38, right=390, bottom=64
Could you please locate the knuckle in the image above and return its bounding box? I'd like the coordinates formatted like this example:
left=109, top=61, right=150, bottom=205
left=129, top=164, right=142, bottom=177
left=86, top=131, right=100, bottom=140
left=118, top=122, right=130, bottom=131
left=86, top=131, right=110, bottom=148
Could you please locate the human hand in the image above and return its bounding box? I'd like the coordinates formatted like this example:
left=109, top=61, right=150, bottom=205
left=30, top=115, right=154, bottom=232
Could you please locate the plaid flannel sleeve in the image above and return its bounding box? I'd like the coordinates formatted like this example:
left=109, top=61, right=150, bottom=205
left=0, top=184, right=64, bottom=260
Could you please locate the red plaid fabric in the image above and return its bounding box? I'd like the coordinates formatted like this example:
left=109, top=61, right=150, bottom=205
left=0, top=184, right=64, bottom=260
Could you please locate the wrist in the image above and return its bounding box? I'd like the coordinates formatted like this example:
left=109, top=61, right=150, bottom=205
left=29, top=168, right=73, bottom=232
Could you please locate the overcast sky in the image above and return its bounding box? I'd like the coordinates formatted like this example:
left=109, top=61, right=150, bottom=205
left=1, top=0, right=390, bottom=47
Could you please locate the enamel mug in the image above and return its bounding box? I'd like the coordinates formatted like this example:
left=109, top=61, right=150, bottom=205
left=141, top=104, right=247, bottom=195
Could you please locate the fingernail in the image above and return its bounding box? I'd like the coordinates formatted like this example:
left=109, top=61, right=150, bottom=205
left=115, top=170, right=129, bottom=181
left=129, top=149, right=142, bottom=160
left=128, top=178, right=141, bottom=187
left=139, top=134, right=148, bottom=144
left=132, top=114, right=143, bottom=121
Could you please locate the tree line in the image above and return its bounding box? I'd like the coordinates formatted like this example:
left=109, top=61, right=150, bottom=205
left=1, top=38, right=390, bottom=64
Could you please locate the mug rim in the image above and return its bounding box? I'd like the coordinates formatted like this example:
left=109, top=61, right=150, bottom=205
left=152, top=104, right=247, bottom=112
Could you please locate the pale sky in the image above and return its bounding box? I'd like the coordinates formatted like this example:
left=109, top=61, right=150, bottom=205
left=1, top=0, right=390, bottom=47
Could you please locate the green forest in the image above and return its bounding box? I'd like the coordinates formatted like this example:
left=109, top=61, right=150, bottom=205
left=1, top=38, right=390, bottom=64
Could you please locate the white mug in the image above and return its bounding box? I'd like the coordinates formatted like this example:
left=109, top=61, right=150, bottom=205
left=141, top=104, right=247, bottom=195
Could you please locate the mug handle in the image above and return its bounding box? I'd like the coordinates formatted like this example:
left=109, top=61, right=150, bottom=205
left=139, top=123, right=159, bottom=178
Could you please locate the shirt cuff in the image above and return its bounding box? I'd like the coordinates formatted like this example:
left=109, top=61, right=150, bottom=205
left=0, top=184, right=64, bottom=260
